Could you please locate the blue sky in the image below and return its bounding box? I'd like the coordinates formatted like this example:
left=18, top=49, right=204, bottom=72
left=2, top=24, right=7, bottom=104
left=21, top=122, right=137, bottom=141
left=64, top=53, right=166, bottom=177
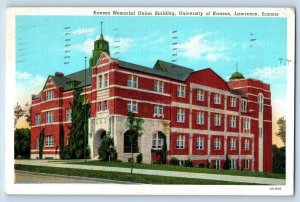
left=15, top=15, right=288, bottom=145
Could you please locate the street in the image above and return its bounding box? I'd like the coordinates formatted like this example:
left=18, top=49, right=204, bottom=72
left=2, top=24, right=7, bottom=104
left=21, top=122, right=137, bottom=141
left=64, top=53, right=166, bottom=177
left=15, top=170, right=134, bottom=184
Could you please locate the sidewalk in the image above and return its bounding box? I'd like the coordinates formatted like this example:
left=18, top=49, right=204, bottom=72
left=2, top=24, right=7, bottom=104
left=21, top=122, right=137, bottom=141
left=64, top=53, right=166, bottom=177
left=15, top=160, right=285, bottom=185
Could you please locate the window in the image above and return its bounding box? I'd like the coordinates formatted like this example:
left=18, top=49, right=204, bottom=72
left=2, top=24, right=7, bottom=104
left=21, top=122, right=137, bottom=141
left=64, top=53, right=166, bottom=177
left=176, top=135, right=185, bottom=149
left=244, top=159, right=250, bottom=169
left=259, top=127, right=263, bottom=138
left=128, top=100, right=138, bottom=112
left=214, top=137, right=221, bottom=150
left=66, top=108, right=72, bottom=122
left=177, top=85, right=185, bottom=97
left=176, top=108, right=185, bottom=122
left=45, top=90, right=54, bottom=101
left=197, top=89, right=205, bottom=101
left=230, top=97, right=236, bottom=107
left=124, top=130, right=138, bottom=153
left=127, top=75, right=138, bottom=88
left=244, top=139, right=250, bottom=150
left=35, top=114, right=41, bottom=125
left=231, top=159, right=236, bottom=169
left=45, top=111, right=54, bottom=124
left=229, top=116, right=236, bottom=128
left=258, top=93, right=264, bottom=112
left=154, top=80, right=164, bottom=93
left=197, top=111, right=204, bottom=125
left=154, top=105, right=163, bottom=115
left=244, top=117, right=250, bottom=131
left=214, top=114, right=221, bottom=126
left=98, top=102, right=102, bottom=111
left=103, top=73, right=109, bottom=87
left=214, top=93, right=221, bottom=104
left=104, top=100, right=108, bottom=111
left=196, top=136, right=204, bottom=150
left=152, top=132, right=164, bottom=149
left=229, top=138, right=236, bottom=150
left=98, top=75, right=103, bottom=88
left=215, top=160, right=221, bottom=169
left=241, top=100, right=247, bottom=112
left=45, top=135, right=54, bottom=147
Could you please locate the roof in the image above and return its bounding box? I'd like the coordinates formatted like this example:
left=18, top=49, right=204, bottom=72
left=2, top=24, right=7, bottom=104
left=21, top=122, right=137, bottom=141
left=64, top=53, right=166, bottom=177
left=119, top=60, right=194, bottom=81
left=230, top=71, right=245, bottom=80
left=230, top=88, right=247, bottom=98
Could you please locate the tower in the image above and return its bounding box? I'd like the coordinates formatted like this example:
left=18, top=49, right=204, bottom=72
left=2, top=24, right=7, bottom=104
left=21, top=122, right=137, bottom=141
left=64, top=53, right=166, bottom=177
left=89, top=22, right=110, bottom=69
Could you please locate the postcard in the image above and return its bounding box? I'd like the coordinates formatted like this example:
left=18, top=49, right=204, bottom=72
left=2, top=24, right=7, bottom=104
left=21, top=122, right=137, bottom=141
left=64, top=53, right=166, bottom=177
left=5, top=7, right=295, bottom=195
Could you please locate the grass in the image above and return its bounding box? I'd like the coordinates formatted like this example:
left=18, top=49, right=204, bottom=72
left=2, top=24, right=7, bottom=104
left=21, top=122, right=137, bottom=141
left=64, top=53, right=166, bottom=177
left=15, top=164, right=255, bottom=185
left=67, top=160, right=285, bottom=179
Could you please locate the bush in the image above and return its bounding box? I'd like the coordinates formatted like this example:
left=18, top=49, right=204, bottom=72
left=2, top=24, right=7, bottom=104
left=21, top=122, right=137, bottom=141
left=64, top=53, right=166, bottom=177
left=223, top=154, right=231, bottom=170
left=207, top=159, right=211, bottom=169
left=184, top=159, right=193, bottom=167
left=170, top=157, right=179, bottom=165
left=199, top=163, right=206, bottom=168
left=98, top=135, right=117, bottom=161
left=136, top=153, right=143, bottom=163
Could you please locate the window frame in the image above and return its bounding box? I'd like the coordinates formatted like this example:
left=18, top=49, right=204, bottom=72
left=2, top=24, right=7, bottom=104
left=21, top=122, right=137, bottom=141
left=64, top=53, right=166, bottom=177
left=154, top=105, right=164, bottom=115
left=230, top=97, right=236, bottom=107
left=45, top=110, right=54, bottom=124
left=128, top=100, right=138, bottom=112
left=214, top=93, right=221, bottom=104
left=176, top=135, right=185, bottom=149
left=177, top=85, right=186, bottom=98
left=196, top=111, right=205, bottom=125
left=214, top=114, right=221, bottom=126
left=197, top=89, right=205, bottom=101
left=196, top=136, right=205, bottom=150
left=66, top=108, right=72, bottom=122
left=214, top=137, right=221, bottom=150
left=176, top=108, right=185, bottom=122
left=45, top=90, right=54, bottom=101
left=127, top=74, right=138, bottom=88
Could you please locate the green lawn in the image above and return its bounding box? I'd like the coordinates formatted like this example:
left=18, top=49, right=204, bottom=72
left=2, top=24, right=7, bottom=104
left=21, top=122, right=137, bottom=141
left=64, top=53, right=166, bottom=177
left=67, top=160, right=285, bottom=179
left=15, top=164, right=254, bottom=185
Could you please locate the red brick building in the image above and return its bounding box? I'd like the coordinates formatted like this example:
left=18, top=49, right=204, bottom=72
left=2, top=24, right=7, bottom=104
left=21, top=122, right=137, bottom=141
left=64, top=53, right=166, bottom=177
left=30, top=32, right=272, bottom=172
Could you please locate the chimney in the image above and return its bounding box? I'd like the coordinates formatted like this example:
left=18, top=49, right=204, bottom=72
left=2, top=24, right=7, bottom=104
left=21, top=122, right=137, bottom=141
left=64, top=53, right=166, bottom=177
left=55, top=72, right=64, bottom=77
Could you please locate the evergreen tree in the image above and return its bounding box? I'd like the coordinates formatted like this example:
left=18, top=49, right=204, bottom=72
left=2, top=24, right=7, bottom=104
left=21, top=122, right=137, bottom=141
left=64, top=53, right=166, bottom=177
left=98, top=135, right=116, bottom=161
left=38, top=128, right=45, bottom=159
left=125, top=111, right=144, bottom=174
left=14, top=128, right=31, bottom=159
left=276, top=116, right=286, bottom=146
left=14, top=102, right=24, bottom=126
left=63, top=88, right=90, bottom=159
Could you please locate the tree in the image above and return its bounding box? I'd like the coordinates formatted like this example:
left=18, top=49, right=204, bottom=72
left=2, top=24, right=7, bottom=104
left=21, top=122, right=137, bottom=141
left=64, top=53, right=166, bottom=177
left=14, top=128, right=30, bottom=159
left=14, top=102, right=24, bottom=126
left=38, top=128, right=45, bottom=159
left=276, top=117, right=286, bottom=146
left=62, top=87, right=90, bottom=159
left=98, top=135, right=117, bottom=161
left=223, top=154, right=231, bottom=170
left=272, top=144, right=286, bottom=173
left=125, top=111, right=144, bottom=174
left=23, top=102, right=31, bottom=126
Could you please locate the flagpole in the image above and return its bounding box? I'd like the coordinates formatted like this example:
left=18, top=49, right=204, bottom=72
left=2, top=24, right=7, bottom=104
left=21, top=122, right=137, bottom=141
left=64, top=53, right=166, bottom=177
left=84, top=56, right=87, bottom=163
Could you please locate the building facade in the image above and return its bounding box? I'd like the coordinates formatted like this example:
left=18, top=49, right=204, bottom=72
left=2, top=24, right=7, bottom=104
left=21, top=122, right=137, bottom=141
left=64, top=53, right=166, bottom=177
left=30, top=32, right=272, bottom=172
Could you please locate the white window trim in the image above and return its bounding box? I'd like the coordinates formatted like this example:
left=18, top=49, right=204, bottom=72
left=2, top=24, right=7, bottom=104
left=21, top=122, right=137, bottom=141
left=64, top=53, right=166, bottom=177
left=244, top=139, right=250, bottom=150
left=128, top=100, right=138, bottom=112
left=214, top=93, right=221, bottom=104
left=214, top=114, right=221, bottom=126
left=177, top=85, right=186, bottom=98
left=127, top=75, right=138, bottom=88
left=154, top=105, right=164, bottom=116
left=152, top=132, right=163, bottom=149
left=197, top=111, right=205, bottom=125
left=35, top=114, right=41, bottom=125
left=154, top=80, right=164, bottom=93
left=230, top=116, right=236, bottom=128
left=45, top=135, right=54, bottom=147
left=244, top=159, right=250, bottom=169
left=229, top=138, right=236, bottom=150
left=214, top=137, right=221, bottom=150
left=196, top=136, right=204, bottom=150
left=230, top=97, right=236, bottom=107
left=45, top=90, right=54, bottom=101
left=197, top=89, right=205, bottom=101
left=231, top=159, right=236, bottom=169
left=215, top=159, right=221, bottom=169
left=45, top=111, right=54, bottom=124
left=176, top=135, right=185, bottom=149
left=176, top=108, right=185, bottom=122
left=241, top=100, right=247, bottom=112
left=66, top=109, right=72, bottom=122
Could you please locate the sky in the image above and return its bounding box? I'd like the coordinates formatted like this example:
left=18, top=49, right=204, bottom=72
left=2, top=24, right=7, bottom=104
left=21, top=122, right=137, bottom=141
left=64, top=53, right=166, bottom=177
left=15, top=15, right=288, bottom=146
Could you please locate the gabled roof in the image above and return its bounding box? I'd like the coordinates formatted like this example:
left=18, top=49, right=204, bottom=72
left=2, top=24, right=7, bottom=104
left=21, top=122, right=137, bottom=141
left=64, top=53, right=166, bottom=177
left=119, top=60, right=194, bottom=81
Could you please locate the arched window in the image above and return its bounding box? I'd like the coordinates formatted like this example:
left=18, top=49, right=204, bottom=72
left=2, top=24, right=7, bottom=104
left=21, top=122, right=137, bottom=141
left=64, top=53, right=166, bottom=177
left=124, top=130, right=138, bottom=153
left=258, top=93, right=264, bottom=112
left=152, top=131, right=164, bottom=149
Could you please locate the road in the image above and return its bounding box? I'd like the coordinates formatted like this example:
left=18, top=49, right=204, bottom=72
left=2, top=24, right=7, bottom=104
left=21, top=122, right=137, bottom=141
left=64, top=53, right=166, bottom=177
left=15, top=170, right=134, bottom=184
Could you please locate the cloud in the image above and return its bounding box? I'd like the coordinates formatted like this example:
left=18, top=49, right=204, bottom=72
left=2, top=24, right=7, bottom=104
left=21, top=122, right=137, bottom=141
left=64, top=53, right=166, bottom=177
left=177, top=33, right=231, bottom=62
left=72, top=35, right=134, bottom=55
left=72, top=28, right=96, bottom=35
left=16, top=71, right=32, bottom=80
left=247, top=65, right=287, bottom=81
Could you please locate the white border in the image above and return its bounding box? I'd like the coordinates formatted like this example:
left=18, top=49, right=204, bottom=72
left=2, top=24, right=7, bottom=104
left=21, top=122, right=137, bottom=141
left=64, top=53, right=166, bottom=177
left=5, top=7, right=295, bottom=195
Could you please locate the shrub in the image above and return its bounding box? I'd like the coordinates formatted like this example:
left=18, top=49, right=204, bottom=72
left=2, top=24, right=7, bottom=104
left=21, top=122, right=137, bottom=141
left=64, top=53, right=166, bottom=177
left=199, top=163, right=206, bottom=168
left=98, top=135, right=117, bottom=161
left=223, top=154, right=231, bottom=170
left=206, top=159, right=211, bottom=169
left=170, top=157, right=179, bottom=165
left=136, top=153, right=143, bottom=163
left=184, top=158, right=193, bottom=167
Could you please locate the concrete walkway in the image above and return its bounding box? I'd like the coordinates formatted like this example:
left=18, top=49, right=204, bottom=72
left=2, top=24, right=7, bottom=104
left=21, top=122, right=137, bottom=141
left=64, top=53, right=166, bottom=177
left=15, top=160, right=285, bottom=185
